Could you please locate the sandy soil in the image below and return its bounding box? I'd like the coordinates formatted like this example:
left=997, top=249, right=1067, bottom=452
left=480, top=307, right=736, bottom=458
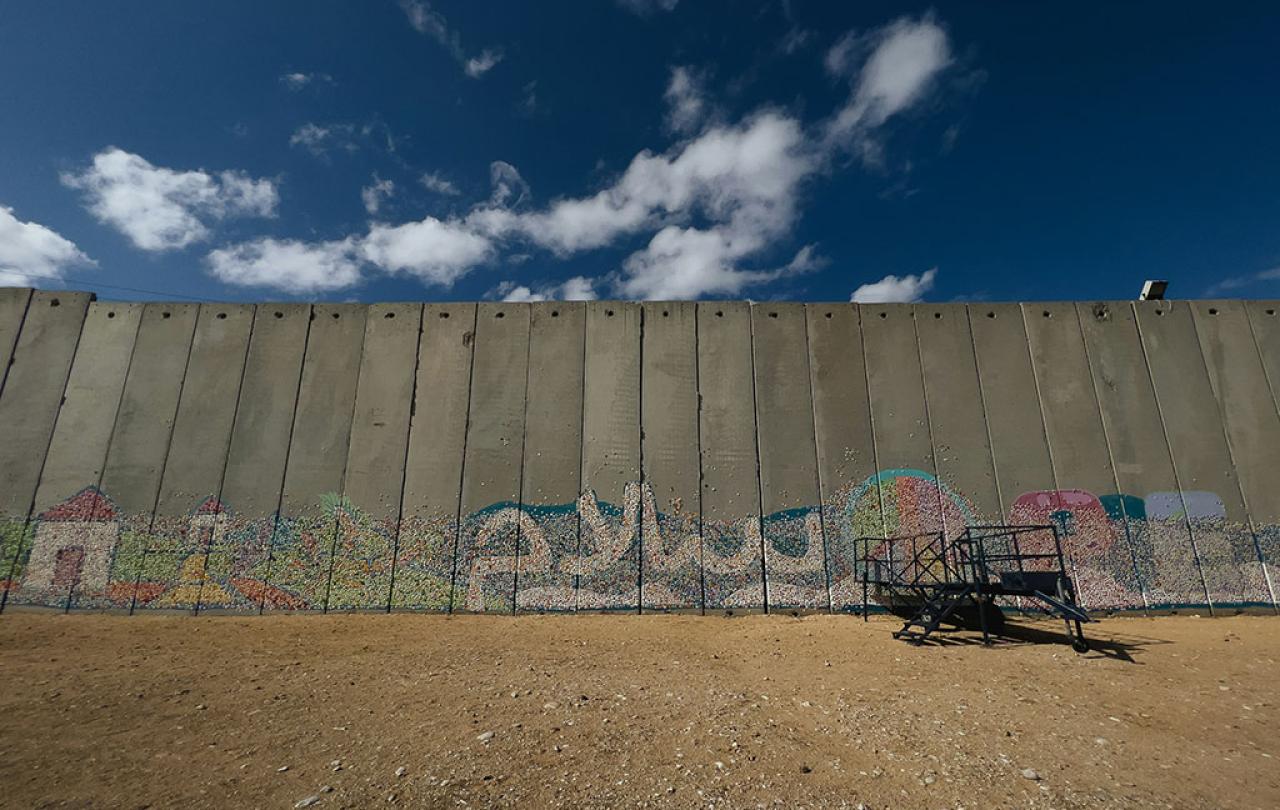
left=0, top=612, right=1276, bottom=809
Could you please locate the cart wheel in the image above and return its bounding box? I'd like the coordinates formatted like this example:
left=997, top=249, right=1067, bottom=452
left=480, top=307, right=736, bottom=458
left=1072, top=638, right=1090, bottom=654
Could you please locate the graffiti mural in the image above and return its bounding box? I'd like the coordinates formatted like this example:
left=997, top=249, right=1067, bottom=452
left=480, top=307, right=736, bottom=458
left=0, top=471, right=1275, bottom=614
left=826, top=469, right=977, bottom=610
left=1008, top=490, right=1143, bottom=610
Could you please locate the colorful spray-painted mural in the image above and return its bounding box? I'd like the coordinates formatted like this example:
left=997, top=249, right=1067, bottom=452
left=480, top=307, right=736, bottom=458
left=0, top=293, right=1277, bottom=618
left=1, top=469, right=1272, bottom=614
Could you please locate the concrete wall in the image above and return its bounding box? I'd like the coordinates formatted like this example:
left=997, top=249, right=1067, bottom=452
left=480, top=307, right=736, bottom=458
left=2, top=288, right=1278, bottom=615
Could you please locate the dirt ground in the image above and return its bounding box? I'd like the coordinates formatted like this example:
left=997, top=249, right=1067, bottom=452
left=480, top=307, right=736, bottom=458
left=0, top=612, right=1276, bottom=810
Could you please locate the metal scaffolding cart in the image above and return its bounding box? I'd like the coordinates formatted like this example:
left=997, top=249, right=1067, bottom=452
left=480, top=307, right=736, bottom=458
left=858, top=525, right=1092, bottom=653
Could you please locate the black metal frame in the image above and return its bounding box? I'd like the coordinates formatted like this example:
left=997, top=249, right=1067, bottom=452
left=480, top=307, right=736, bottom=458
left=859, top=524, right=1092, bottom=652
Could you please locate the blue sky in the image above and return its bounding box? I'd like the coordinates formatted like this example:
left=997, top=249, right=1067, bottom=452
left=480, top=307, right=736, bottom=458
left=1, top=1, right=1278, bottom=303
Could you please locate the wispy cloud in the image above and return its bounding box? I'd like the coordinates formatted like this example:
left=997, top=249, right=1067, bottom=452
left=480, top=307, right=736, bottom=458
left=518, top=80, right=540, bottom=116
left=421, top=171, right=460, bottom=196
left=289, top=123, right=357, bottom=158
left=289, top=121, right=400, bottom=160
left=779, top=27, right=813, bottom=55
left=823, top=15, right=953, bottom=162
left=464, top=48, right=504, bottom=78
left=663, top=66, right=715, bottom=135
left=399, top=0, right=503, bottom=79
left=0, top=205, right=95, bottom=287
left=616, top=0, right=679, bottom=15
left=61, top=147, right=278, bottom=251
left=361, top=175, right=395, bottom=215
left=1204, top=267, right=1280, bottom=296
left=487, top=161, right=530, bottom=208
left=279, top=72, right=333, bottom=91
left=851, top=267, right=938, bottom=303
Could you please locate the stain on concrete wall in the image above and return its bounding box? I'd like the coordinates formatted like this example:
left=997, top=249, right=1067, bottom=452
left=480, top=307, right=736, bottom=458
left=1, top=289, right=1277, bottom=615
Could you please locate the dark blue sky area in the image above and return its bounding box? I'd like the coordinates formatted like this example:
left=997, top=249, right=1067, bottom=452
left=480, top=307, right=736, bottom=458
left=1, top=1, right=1277, bottom=303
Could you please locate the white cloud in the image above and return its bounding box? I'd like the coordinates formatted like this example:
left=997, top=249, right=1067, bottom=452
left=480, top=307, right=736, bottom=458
left=616, top=229, right=820, bottom=300
left=0, top=205, right=95, bottom=287
left=280, top=72, right=332, bottom=91
left=210, top=13, right=958, bottom=300
left=616, top=0, right=679, bottom=15
left=663, top=66, right=712, bottom=135
left=361, top=175, right=395, bottom=215
left=780, top=27, right=813, bottom=55
left=61, top=147, right=278, bottom=252
left=559, top=275, right=598, bottom=300
left=488, top=161, right=530, bottom=208
left=824, top=31, right=860, bottom=77
left=519, top=80, right=539, bottom=115
left=461, top=33, right=945, bottom=300
left=206, top=237, right=362, bottom=293
left=495, top=275, right=598, bottom=302
left=1204, top=266, right=1280, bottom=296
left=421, top=171, right=460, bottom=196
left=617, top=225, right=773, bottom=299
left=465, top=111, right=819, bottom=299
left=824, top=16, right=953, bottom=152
left=851, top=267, right=937, bottom=303
left=496, top=283, right=540, bottom=302
left=465, top=49, right=504, bottom=78
left=290, top=123, right=353, bottom=157
left=362, top=216, right=494, bottom=286
left=400, top=0, right=461, bottom=52
left=471, top=112, right=814, bottom=259
left=290, top=121, right=400, bottom=159
left=400, top=0, right=503, bottom=79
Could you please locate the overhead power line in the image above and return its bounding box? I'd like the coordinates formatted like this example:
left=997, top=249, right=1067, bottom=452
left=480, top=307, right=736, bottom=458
left=3, top=272, right=231, bottom=303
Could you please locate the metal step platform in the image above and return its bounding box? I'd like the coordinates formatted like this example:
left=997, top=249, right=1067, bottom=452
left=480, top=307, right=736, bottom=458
left=857, top=525, right=1092, bottom=653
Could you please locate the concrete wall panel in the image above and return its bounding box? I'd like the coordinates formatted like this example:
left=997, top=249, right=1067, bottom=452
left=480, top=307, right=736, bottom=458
left=154, top=305, right=255, bottom=516
left=1137, top=301, right=1268, bottom=609
left=1024, top=302, right=1146, bottom=610
left=0, top=287, right=32, bottom=398
left=0, top=292, right=91, bottom=524
left=142, top=304, right=255, bottom=614
left=1242, top=301, right=1280, bottom=588
left=578, top=302, right=641, bottom=610
left=969, top=303, right=1064, bottom=613
left=1246, top=302, right=1280, bottom=408
left=970, top=304, right=1057, bottom=515
left=698, top=302, right=764, bottom=611
left=515, top=302, right=584, bottom=612
left=31, top=304, right=143, bottom=514
left=915, top=304, right=1001, bottom=525
left=1194, top=301, right=1279, bottom=608
left=265, top=304, right=366, bottom=612
left=97, top=303, right=199, bottom=610
left=455, top=303, right=529, bottom=613
left=1079, top=301, right=1206, bottom=609
left=861, top=304, right=946, bottom=539
left=806, top=304, right=878, bottom=611
left=640, top=301, right=701, bottom=611
left=9, top=303, right=141, bottom=609
left=393, top=303, right=476, bottom=611
left=752, top=303, right=826, bottom=610
left=217, top=304, right=311, bottom=612
left=328, top=303, right=421, bottom=611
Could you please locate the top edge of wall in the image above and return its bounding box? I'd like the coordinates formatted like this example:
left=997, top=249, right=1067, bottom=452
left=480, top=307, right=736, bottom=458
left=3, top=286, right=1276, bottom=308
